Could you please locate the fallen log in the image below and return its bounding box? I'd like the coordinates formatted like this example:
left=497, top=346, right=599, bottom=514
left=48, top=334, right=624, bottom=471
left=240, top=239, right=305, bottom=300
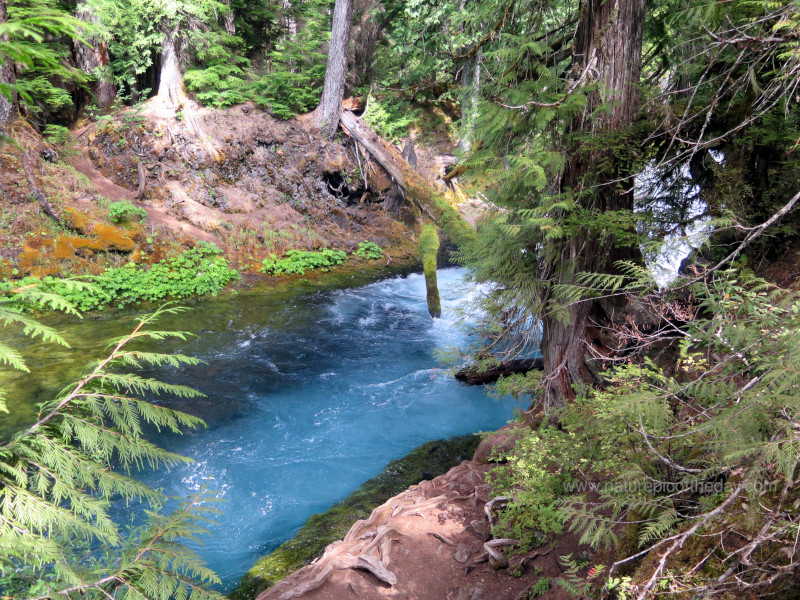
left=454, top=358, right=544, bottom=385
left=338, top=110, right=475, bottom=248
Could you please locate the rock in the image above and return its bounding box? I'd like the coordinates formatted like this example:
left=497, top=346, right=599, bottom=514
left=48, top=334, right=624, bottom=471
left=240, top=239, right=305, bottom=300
left=449, top=585, right=485, bottom=600
left=453, top=544, right=471, bottom=564
left=472, top=422, right=528, bottom=464
left=465, top=519, right=491, bottom=541
left=40, top=147, right=58, bottom=163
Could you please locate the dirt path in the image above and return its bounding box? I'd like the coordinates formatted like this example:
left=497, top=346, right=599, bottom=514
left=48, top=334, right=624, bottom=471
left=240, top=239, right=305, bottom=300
left=69, top=154, right=220, bottom=245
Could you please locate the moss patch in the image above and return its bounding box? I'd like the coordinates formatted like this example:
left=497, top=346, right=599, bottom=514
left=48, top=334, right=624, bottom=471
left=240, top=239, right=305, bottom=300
left=231, top=434, right=480, bottom=599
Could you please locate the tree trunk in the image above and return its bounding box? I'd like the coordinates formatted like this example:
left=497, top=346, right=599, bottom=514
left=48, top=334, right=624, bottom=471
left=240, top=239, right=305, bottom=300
left=223, top=0, right=236, bottom=35
left=74, top=5, right=116, bottom=111
left=0, top=0, right=16, bottom=127
left=156, top=24, right=186, bottom=106
left=314, top=0, right=353, bottom=138
left=539, top=0, right=647, bottom=409
left=282, top=0, right=296, bottom=40
left=456, top=49, right=481, bottom=153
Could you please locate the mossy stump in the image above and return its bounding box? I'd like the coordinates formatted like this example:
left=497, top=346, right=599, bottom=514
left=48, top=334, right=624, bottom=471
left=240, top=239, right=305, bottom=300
left=419, top=224, right=441, bottom=318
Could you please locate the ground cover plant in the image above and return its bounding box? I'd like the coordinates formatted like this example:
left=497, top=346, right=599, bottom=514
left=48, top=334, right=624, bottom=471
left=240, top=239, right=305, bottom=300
left=1, top=242, right=239, bottom=312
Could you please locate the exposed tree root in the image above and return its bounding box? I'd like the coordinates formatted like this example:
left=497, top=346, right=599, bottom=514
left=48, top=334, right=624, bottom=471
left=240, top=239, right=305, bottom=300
left=484, top=538, right=519, bottom=568
left=23, top=151, right=60, bottom=222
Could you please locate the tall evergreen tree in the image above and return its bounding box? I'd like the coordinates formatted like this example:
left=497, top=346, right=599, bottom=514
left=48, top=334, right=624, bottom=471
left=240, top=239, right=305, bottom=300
left=538, top=0, right=647, bottom=408
left=0, top=0, right=16, bottom=126
left=314, top=0, right=353, bottom=137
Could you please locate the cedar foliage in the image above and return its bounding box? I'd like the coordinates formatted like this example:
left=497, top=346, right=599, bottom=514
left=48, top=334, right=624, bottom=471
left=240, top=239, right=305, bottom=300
left=0, top=285, right=223, bottom=600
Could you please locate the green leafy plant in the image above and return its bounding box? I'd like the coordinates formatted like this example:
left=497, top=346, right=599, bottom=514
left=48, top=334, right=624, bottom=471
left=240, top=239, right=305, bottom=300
left=107, top=199, right=147, bottom=224
left=42, top=123, right=72, bottom=147
left=354, top=241, right=383, bottom=260
left=362, top=95, right=416, bottom=142
left=260, top=248, right=347, bottom=275
left=3, top=242, right=239, bottom=312
left=487, top=428, right=573, bottom=547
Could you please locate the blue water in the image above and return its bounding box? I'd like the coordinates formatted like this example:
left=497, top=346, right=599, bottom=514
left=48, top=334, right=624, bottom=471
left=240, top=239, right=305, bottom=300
left=122, top=268, right=521, bottom=589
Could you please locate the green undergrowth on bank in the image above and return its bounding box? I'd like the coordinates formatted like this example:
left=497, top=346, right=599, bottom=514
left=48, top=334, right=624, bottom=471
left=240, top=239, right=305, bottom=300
left=231, top=434, right=481, bottom=599
left=1, top=242, right=240, bottom=312
left=259, top=242, right=384, bottom=276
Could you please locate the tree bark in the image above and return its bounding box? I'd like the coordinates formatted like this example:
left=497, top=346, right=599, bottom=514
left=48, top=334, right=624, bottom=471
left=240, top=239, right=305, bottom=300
left=156, top=23, right=187, bottom=106
left=74, top=5, right=116, bottom=111
left=456, top=50, right=481, bottom=153
left=223, top=0, right=236, bottom=35
left=0, top=0, right=17, bottom=127
left=539, top=0, right=647, bottom=409
left=314, top=0, right=353, bottom=138
left=282, top=0, right=296, bottom=40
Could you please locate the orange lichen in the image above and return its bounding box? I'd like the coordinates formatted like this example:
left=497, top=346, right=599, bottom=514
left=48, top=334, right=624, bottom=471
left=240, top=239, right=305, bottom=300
left=88, top=222, right=136, bottom=253
left=64, top=208, right=89, bottom=235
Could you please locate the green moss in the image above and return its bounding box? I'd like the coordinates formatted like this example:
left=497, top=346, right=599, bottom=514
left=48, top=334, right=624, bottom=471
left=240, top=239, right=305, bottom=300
left=419, top=224, right=441, bottom=318
left=231, top=434, right=480, bottom=599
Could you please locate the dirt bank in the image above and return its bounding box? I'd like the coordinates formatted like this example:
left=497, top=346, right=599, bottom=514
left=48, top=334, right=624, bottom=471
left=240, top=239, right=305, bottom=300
left=254, top=434, right=593, bottom=600
left=0, top=100, right=450, bottom=282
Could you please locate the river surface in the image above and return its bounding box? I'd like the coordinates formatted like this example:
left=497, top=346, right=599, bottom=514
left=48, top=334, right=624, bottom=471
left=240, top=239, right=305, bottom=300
left=4, top=268, right=521, bottom=590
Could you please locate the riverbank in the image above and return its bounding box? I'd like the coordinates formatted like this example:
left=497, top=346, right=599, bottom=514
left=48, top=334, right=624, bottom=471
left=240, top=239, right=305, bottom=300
left=232, top=434, right=482, bottom=599
left=250, top=429, right=592, bottom=600
left=0, top=103, right=454, bottom=291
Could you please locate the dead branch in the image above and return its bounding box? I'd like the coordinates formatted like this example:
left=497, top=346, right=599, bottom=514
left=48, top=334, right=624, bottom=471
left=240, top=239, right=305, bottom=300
left=23, top=151, right=60, bottom=222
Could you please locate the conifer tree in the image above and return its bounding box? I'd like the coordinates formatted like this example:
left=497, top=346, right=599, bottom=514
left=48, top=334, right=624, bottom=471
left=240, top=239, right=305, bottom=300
left=314, top=0, right=353, bottom=137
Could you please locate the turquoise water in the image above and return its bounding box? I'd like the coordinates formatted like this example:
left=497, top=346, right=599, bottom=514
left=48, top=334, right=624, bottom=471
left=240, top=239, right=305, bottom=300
left=5, top=268, right=520, bottom=590
left=140, top=268, right=520, bottom=589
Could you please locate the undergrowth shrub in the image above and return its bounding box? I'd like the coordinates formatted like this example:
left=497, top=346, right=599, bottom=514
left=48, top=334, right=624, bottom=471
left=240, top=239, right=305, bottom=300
left=246, top=71, right=322, bottom=120
left=487, top=427, right=575, bottom=548
left=4, top=242, right=239, bottom=311
left=363, top=95, right=416, bottom=142
left=353, top=241, right=383, bottom=260
left=184, top=60, right=249, bottom=108
left=260, top=249, right=347, bottom=275
left=108, top=199, right=147, bottom=224
left=488, top=269, right=800, bottom=597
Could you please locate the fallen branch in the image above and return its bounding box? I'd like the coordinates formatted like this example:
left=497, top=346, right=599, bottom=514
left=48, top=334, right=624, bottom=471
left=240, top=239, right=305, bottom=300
left=23, top=151, right=60, bottom=222
left=338, top=110, right=476, bottom=248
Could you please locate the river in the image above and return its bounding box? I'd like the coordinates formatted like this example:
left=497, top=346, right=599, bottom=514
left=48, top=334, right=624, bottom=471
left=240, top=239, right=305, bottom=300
left=4, top=268, right=521, bottom=590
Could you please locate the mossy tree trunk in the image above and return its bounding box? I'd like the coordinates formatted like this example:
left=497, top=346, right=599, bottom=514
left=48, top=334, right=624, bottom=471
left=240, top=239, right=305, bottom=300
left=0, top=0, right=16, bottom=127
